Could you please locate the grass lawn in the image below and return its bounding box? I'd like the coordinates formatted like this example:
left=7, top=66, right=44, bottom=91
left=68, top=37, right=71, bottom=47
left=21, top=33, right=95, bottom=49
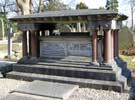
left=120, top=55, right=135, bottom=69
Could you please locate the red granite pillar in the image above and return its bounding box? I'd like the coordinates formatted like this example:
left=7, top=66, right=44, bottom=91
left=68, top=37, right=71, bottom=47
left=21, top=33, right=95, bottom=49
left=111, top=30, right=114, bottom=60
left=114, top=30, right=119, bottom=58
left=113, top=30, right=116, bottom=58
left=104, top=29, right=112, bottom=63
left=37, top=30, right=40, bottom=57
left=30, top=31, right=38, bottom=57
left=92, top=30, right=98, bottom=63
left=22, top=31, right=28, bottom=56
left=29, top=31, right=31, bottom=56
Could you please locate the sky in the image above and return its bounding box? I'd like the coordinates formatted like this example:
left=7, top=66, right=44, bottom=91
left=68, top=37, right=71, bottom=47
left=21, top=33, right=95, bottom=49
left=62, top=0, right=132, bottom=26
left=61, top=0, right=129, bottom=14
left=62, top=0, right=106, bottom=9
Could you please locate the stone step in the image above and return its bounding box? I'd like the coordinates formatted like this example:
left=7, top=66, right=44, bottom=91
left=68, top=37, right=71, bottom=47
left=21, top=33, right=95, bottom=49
left=38, top=62, right=112, bottom=70
left=7, top=71, right=123, bottom=92
left=39, top=59, right=112, bottom=68
left=39, top=57, right=91, bottom=64
left=12, top=64, right=116, bottom=81
left=39, top=58, right=90, bottom=64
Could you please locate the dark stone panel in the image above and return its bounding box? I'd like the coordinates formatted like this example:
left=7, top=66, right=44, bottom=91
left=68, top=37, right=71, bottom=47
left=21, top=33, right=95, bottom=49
left=60, top=32, right=90, bottom=36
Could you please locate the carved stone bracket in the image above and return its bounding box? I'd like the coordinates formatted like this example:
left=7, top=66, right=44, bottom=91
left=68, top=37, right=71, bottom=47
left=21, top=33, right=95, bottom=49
left=88, top=20, right=122, bottom=30
left=18, top=23, right=39, bottom=31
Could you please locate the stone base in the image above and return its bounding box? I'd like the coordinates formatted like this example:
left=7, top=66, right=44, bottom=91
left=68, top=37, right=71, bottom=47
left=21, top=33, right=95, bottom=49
left=90, top=62, right=99, bottom=66
left=115, top=57, right=132, bottom=85
left=102, top=63, right=112, bottom=67
left=111, top=57, right=132, bottom=91
left=7, top=57, right=131, bottom=92
left=129, top=78, right=135, bottom=100
left=100, top=58, right=132, bottom=91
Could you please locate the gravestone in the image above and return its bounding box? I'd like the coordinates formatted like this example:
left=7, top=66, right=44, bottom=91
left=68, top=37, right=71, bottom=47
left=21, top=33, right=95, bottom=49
left=10, top=80, right=79, bottom=100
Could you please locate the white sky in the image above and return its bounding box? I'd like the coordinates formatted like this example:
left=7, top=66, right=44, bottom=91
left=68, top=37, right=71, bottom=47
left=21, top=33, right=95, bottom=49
left=62, top=0, right=106, bottom=9
left=62, top=0, right=132, bottom=26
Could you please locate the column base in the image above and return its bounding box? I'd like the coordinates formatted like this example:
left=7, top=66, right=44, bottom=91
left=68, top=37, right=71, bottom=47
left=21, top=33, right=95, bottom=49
left=90, top=61, right=99, bottom=66
left=102, top=62, right=113, bottom=67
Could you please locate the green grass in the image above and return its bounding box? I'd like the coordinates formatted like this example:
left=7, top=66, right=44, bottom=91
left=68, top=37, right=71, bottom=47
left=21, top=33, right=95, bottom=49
left=120, top=55, right=135, bottom=69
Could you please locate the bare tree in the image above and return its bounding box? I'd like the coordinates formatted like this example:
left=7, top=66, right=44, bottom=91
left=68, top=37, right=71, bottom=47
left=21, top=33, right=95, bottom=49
left=43, top=0, right=68, bottom=11
left=16, top=0, right=32, bottom=15
left=38, top=0, right=44, bottom=12
left=130, top=0, right=135, bottom=30
left=127, top=0, right=135, bottom=47
left=0, top=0, right=17, bottom=16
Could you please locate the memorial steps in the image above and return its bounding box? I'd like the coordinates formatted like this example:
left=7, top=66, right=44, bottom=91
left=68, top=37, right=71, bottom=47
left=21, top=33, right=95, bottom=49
left=7, top=58, right=124, bottom=92
left=7, top=63, right=116, bottom=81
left=7, top=71, right=123, bottom=92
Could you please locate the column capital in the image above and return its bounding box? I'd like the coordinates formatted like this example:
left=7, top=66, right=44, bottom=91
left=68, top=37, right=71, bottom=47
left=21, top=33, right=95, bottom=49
left=18, top=23, right=39, bottom=31
left=29, top=30, right=37, bottom=33
left=103, top=29, right=112, bottom=32
left=90, top=29, right=98, bottom=32
left=88, top=20, right=112, bottom=30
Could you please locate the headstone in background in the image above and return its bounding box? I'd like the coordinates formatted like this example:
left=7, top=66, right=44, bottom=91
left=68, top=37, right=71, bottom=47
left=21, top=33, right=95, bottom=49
left=7, top=27, right=13, bottom=58
left=0, top=19, right=5, bottom=40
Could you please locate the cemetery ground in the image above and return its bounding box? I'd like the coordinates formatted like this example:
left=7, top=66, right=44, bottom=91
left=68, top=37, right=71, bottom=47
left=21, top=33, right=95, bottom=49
left=0, top=41, right=134, bottom=100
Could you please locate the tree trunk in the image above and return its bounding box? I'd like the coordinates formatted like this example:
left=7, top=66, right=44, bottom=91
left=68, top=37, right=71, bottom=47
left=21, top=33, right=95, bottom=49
left=16, top=0, right=32, bottom=15
left=38, top=0, right=44, bottom=13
